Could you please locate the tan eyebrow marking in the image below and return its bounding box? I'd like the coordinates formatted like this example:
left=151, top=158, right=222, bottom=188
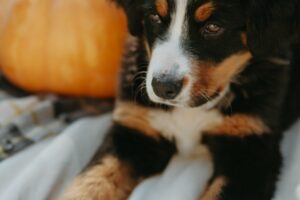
left=155, top=0, right=168, bottom=17
left=195, top=2, right=215, bottom=22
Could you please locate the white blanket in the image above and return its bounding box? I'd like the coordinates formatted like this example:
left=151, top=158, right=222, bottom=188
left=0, top=114, right=299, bottom=200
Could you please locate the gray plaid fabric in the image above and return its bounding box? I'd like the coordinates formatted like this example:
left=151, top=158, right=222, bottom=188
left=0, top=74, right=113, bottom=161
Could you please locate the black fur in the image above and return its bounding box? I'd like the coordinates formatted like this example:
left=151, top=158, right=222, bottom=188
left=99, top=124, right=176, bottom=177
left=246, top=0, right=300, bottom=57
left=282, top=44, right=300, bottom=129
left=202, top=133, right=282, bottom=200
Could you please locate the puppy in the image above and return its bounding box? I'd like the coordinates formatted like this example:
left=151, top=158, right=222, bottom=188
left=61, top=0, right=300, bottom=199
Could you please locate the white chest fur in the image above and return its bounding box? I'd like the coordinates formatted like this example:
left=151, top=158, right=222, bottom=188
left=148, top=107, right=223, bottom=156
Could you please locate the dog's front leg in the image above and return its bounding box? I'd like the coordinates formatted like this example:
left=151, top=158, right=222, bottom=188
left=197, top=112, right=282, bottom=200
left=199, top=133, right=282, bottom=200
left=60, top=154, right=137, bottom=200
left=60, top=123, right=176, bottom=200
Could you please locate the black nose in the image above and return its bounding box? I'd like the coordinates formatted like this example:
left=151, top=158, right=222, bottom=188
left=152, top=76, right=183, bottom=99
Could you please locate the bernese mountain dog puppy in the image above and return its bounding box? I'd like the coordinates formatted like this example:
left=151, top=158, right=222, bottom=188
left=61, top=0, right=300, bottom=200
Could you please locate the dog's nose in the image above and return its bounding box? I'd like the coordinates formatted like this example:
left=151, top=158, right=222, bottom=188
left=152, top=76, right=183, bottom=99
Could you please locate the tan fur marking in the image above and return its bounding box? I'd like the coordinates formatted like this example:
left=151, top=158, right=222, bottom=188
left=156, top=0, right=168, bottom=17
left=182, top=76, right=190, bottom=87
left=192, top=61, right=214, bottom=97
left=60, top=156, right=138, bottom=200
left=212, top=51, right=252, bottom=89
left=200, top=177, right=226, bottom=200
left=241, top=32, right=248, bottom=46
left=206, top=114, right=270, bottom=136
left=143, top=37, right=152, bottom=59
left=192, top=51, right=252, bottom=97
left=113, top=101, right=160, bottom=138
left=195, top=2, right=215, bottom=22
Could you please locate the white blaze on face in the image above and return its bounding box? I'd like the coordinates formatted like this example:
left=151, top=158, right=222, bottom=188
left=146, top=0, right=192, bottom=106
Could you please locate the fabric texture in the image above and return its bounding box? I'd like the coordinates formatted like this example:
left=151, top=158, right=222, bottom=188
left=0, top=114, right=112, bottom=200
left=0, top=74, right=113, bottom=161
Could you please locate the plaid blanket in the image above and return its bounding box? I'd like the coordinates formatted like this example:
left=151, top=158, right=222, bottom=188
left=0, top=74, right=113, bottom=161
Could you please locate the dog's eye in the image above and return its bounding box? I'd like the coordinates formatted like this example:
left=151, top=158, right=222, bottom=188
left=205, top=24, right=221, bottom=33
left=148, top=14, right=162, bottom=25
left=202, top=23, right=224, bottom=36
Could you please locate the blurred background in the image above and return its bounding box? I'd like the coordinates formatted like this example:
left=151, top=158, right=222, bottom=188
left=0, top=0, right=127, bottom=98
left=0, top=1, right=128, bottom=199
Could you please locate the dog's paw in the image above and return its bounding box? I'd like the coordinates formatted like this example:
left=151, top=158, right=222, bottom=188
left=59, top=176, right=130, bottom=200
left=59, top=156, right=137, bottom=200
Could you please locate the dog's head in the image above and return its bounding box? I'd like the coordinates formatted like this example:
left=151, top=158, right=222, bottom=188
left=116, top=0, right=293, bottom=108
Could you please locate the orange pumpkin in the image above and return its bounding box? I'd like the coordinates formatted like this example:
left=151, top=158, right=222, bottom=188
left=0, top=0, right=127, bottom=98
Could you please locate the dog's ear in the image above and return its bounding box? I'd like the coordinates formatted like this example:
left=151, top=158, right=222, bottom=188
left=115, top=0, right=144, bottom=36
left=246, top=0, right=299, bottom=57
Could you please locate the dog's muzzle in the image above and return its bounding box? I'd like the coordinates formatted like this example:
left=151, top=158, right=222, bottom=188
left=151, top=74, right=183, bottom=100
